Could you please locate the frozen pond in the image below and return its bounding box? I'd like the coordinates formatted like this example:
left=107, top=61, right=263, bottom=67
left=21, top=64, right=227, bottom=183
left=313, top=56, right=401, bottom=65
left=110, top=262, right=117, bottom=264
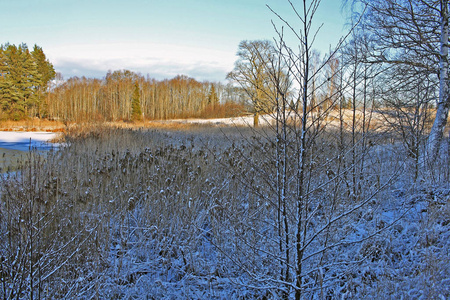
left=0, top=131, right=60, bottom=151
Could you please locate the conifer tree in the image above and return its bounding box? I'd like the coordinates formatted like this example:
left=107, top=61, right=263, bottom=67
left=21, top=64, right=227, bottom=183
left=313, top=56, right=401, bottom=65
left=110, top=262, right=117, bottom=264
left=0, top=43, right=55, bottom=119
left=32, top=45, right=56, bottom=88
left=0, top=44, right=32, bottom=119
left=207, top=84, right=219, bottom=107
left=0, top=75, right=21, bottom=118
left=131, top=81, right=142, bottom=121
left=21, top=46, right=40, bottom=116
left=31, top=45, right=56, bottom=117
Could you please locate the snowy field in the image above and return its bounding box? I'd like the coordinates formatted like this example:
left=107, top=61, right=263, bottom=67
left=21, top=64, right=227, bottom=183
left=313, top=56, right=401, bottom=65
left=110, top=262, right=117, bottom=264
left=160, top=115, right=266, bottom=127
left=0, top=127, right=449, bottom=299
left=0, top=131, right=60, bottom=151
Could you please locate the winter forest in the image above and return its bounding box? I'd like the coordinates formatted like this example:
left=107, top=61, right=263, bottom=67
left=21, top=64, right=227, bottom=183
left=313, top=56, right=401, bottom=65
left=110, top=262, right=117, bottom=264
left=0, top=0, right=449, bottom=299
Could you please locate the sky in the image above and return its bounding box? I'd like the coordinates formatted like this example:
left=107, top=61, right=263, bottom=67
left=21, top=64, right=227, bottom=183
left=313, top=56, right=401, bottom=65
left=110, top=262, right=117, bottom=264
left=1, top=0, right=349, bottom=82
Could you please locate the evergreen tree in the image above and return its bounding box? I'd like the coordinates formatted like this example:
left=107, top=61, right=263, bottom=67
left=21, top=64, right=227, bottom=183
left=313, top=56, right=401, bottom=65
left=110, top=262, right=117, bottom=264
left=0, top=43, right=55, bottom=119
left=0, top=75, right=21, bottom=118
left=131, top=81, right=142, bottom=121
left=32, top=45, right=56, bottom=117
left=21, top=45, right=40, bottom=116
left=207, top=84, right=219, bottom=107
left=32, top=45, right=56, bottom=88
left=0, top=44, right=30, bottom=119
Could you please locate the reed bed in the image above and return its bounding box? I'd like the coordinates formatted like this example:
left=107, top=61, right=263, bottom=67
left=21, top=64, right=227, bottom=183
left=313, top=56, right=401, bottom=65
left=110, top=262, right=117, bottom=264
left=0, top=125, right=448, bottom=299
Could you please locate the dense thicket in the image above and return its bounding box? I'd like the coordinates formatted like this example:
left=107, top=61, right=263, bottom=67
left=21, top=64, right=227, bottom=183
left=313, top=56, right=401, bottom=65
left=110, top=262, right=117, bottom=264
left=46, top=71, right=247, bottom=122
left=0, top=43, right=55, bottom=120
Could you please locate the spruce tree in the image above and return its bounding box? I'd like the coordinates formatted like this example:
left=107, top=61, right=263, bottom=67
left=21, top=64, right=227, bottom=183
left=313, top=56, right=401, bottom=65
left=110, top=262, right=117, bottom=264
left=207, top=84, right=219, bottom=107
left=131, top=81, right=142, bottom=121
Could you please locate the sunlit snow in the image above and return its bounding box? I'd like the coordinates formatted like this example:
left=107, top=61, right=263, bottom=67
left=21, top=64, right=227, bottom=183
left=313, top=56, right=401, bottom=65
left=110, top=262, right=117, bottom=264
left=0, top=131, right=59, bottom=151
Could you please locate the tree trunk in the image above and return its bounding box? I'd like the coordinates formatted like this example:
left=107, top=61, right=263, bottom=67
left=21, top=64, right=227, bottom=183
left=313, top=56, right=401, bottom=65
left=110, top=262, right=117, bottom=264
left=254, top=112, right=259, bottom=127
left=426, top=0, right=449, bottom=162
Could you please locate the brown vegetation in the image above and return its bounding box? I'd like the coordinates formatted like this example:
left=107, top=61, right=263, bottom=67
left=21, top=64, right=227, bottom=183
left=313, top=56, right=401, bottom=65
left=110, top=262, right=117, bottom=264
left=0, top=119, right=65, bottom=132
left=0, top=124, right=448, bottom=298
left=0, top=148, right=26, bottom=172
left=46, top=72, right=248, bottom=123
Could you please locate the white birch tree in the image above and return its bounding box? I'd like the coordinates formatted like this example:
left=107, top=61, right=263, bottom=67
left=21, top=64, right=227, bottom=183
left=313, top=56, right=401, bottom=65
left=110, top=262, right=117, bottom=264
left=348, top=0, right=450, bottom=163
left=427, top=0, right=449, bottom=163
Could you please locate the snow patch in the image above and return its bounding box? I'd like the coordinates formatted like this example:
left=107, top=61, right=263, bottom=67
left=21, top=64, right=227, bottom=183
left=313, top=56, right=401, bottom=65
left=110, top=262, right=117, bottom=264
left=0, top=131, right=60, bottom=151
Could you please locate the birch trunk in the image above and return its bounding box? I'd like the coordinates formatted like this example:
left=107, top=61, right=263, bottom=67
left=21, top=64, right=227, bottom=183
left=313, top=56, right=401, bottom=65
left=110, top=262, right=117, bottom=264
left=426, top=0, right=449, bottom=162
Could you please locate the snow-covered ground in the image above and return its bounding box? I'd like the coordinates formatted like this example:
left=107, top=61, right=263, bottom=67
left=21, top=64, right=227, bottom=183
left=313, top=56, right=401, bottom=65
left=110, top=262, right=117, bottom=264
left=161, top=115, right=258, bottom=126
left=0, top=131, right=60, bottom=151
left=0, top=127, right=448, bottom=298
left=154, top=114, right=279, bottom=127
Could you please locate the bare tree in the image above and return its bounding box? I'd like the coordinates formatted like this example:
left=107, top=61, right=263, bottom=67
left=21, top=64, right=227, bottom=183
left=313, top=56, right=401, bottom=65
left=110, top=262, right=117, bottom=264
left=348, top=0, right=449, bottom=163
left=227, top=40, right=282, bottom=127
left=378, top=64, right=435, bottom=180
left=218, top=1, right=400, bottom=298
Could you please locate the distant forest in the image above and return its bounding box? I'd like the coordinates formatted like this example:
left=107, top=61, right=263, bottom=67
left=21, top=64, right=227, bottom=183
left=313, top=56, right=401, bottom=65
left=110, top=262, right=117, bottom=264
left=0, top=43, right=247, bottom=122
left=47, top=72, right=247, bottom=122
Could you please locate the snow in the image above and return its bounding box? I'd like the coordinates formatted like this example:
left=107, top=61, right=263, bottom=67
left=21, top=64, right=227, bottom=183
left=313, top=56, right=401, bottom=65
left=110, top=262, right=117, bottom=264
left=0, top=128, right=448, bottom=299
left=160, top=114, right=276, bottom=127
left=0, top=131, right=60, bottom=151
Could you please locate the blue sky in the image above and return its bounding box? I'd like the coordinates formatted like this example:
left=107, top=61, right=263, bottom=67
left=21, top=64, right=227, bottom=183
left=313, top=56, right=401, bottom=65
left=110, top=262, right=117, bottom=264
left=1, top=0, right=348, bottom=82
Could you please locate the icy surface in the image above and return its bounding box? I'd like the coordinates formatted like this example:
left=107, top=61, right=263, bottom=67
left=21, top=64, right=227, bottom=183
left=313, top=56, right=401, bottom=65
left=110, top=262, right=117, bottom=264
left=0, top=131, right=59, bottom=151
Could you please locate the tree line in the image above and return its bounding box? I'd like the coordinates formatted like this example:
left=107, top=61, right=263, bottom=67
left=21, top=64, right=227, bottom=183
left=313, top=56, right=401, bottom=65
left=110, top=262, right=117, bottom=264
left=2, top=0, right=449, bottom=165
left=0, top=44, right=248, bottom=123
left=46, top=71, right=246, bottom=122
left=0, top=43, right=55, bottom=120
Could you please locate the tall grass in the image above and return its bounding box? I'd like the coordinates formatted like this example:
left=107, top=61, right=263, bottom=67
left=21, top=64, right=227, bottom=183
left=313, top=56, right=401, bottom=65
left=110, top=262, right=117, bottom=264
left=0, top=125, right=448, bottom=298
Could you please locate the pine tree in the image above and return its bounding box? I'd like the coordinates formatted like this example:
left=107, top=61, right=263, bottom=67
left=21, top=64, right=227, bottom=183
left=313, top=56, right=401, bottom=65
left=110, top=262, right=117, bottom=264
left=32, top=45, right=56, bottom=88
left=0, top=43, right=55, bottom=119
left=22, top=46, right=40, bottom=116
left=131, top=81, right=142, bottom=121
left=0, top=75, right=21, bottom=119
left=0, top=44, right=29, bottom=119
left=32, top=45, right=56, bottom=117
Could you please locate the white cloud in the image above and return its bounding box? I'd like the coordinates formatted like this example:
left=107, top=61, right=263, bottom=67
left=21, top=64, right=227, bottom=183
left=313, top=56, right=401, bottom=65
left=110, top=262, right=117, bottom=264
left=46, top=42, right=236, bottom=81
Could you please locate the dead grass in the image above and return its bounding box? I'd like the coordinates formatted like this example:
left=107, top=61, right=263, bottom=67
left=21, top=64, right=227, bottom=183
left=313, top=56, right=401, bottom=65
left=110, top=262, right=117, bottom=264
left=0, top=116, right=234, bottom=133
left=0, top=107, right=443, bottom=134
left=0, top=122, right=448, bottom=298
left=0, top=147, right=26, bottom=172
left=0, top=119, right=66, bottom=132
